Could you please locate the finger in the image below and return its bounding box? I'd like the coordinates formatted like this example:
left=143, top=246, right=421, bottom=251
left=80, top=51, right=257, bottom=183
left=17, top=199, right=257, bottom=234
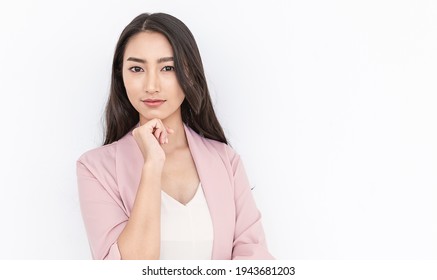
left=160, top=130, right=167, bottom=145
left=155, top=120, right=169, bottom=144
left=146, top=118, right=162, bottom=134
left=160, top=127, right=169, bottom=144
left=147, top=119, right=168, bottom=144
left=166, top=126, right=175, bottom=134
left=154, top=128, right=167, bottom=145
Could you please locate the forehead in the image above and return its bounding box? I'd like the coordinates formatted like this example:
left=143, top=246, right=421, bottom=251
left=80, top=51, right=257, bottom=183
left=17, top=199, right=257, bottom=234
left=123, top=31, right=173, bottom=59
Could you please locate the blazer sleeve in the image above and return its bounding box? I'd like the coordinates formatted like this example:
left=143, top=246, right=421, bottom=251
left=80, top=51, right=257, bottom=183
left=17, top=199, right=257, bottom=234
left=230, top=152, right=275, bottom=260
left=77, top=160, right=125, bottom=260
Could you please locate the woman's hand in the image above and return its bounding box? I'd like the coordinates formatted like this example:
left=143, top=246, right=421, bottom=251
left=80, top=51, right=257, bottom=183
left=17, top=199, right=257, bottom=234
left=119, top=119, right=172, bottom=259
left=132, top=118, right=174, bottom=165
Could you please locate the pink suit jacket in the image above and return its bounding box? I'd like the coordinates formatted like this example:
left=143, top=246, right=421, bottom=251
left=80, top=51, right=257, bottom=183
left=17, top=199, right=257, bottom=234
left=77, top=124, right=273, bottom=260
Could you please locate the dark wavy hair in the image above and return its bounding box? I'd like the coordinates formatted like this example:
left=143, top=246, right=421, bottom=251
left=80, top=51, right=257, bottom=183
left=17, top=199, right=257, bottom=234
left=103, top=12, right=227, bottom=145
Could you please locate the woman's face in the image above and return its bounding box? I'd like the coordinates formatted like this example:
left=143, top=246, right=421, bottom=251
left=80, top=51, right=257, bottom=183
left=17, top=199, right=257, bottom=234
left=122, top=31, right=185, bottom=124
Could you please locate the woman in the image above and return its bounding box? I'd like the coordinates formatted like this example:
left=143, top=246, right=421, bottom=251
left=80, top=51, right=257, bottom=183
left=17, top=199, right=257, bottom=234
left=77, top=12, right=273, bottom=260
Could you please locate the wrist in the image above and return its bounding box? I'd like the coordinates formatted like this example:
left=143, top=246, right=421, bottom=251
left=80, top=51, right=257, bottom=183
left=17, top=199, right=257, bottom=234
left=143, top=160, right=164, bottom=172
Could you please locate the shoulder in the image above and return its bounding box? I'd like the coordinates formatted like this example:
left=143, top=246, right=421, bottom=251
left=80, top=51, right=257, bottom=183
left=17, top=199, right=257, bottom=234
left=77, top=131, right=135, bottom=165
left=77, top=131, right=135, bottom=177
left=185, top=125, right=239, bottom=165
left=206, top=137, right=238, bottom=162
left=77, top=141, right=118, bottom=170
left=76, top=142, right=118, bottom=196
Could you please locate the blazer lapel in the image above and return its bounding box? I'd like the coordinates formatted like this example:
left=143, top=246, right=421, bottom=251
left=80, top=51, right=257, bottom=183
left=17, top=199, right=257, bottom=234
left=184, top=125, right=235, bottom=259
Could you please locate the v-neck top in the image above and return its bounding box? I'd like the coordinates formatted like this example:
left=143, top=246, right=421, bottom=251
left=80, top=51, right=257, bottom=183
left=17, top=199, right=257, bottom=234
left=160, top=183, right=214, bottom=260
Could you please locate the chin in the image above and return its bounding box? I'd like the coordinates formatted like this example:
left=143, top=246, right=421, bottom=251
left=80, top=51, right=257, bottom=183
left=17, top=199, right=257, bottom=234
left=140, top=108, right=181, bottom=123
left=141, top=112, right=168, bottom=121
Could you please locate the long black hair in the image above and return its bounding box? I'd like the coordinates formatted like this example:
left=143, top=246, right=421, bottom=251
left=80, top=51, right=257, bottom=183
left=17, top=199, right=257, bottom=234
left=103, top=13, right=227, bottom=145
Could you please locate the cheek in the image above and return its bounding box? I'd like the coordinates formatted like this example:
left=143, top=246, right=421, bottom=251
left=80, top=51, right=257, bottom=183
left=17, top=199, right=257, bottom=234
left=177, top=89, right=185, bottom=103
left=165, top=78, right=185, bottom=99
left=123, top=73, right=142, bottom=95
left=122, top=77, right=140, bottom=108
left=171, top=85, right=185, bottom=105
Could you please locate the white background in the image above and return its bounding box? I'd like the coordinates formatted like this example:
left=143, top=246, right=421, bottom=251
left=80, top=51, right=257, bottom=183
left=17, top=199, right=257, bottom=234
left=0, top=0, right=436, bottom=259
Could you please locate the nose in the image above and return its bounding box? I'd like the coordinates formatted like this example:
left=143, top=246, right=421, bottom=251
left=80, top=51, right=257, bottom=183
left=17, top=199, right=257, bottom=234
left=143, top=70, right=160, bottom=93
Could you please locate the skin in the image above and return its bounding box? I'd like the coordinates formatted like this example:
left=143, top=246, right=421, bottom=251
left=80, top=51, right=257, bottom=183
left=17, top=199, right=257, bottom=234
left=116, top=31, right=200, bottom=259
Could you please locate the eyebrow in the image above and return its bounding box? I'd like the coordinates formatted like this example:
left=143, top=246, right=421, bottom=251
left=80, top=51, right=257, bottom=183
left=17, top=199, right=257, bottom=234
left=126, top=56, right=174, bottom=63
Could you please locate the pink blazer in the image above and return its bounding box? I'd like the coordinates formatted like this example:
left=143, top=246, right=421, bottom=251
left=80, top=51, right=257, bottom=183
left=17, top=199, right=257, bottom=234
left=77, top=125, right=273, bottom=260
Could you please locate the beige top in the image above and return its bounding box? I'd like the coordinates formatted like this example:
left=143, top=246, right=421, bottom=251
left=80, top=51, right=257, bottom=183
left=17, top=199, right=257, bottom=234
left=160, top=183, right=214, bottom=260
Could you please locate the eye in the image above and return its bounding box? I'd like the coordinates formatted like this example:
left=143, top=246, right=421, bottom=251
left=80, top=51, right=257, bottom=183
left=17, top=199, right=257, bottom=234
left=161, top=66, right=175, bottom=72
left=129, top=66, right=144, bottom=73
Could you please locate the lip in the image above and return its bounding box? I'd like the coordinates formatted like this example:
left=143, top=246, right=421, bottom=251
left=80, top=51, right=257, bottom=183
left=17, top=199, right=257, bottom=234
left=143, top=99, right=166, bottom=107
